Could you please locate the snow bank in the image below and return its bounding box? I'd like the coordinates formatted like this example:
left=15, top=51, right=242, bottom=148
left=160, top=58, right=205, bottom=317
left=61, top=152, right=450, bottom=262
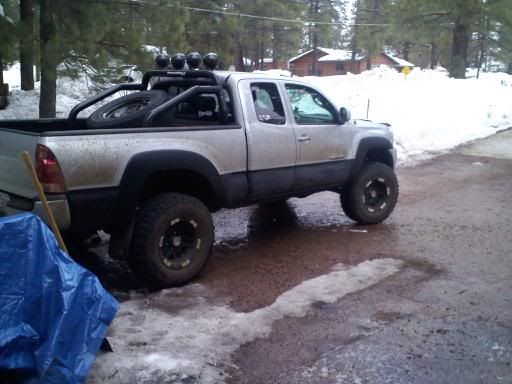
left=0, top=84, right=89, bottom=120
left=304, top=66, right=512, bottom=164
left=0, top=63, right=97, bottom=119
left=89, top=258, right=402, bottom=383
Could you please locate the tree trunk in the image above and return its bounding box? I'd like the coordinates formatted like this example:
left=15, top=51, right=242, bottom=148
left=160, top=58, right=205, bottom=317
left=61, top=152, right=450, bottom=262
left=476, top=34, right=485, bottom=79
left=272, top=24, right=278, bottom=69
left=236, top=41, right=245, bottom=72
left=20, top=0, right=35, bottom=91
left=476, top=10, right=489, bottom=79
left=311, top=0, right=320, bottom=76
left=366, top=47, right=372, bottom=72
left=450, top=21, right=469, bottom=79
left=430, top=42, right=438, bottom=69
left=0, top=55, right=8, bottom=110
left=449, top=21, right=468, bottom=79
left=35, top=53, right=41, bottom=82
left=402, top=42, right=411, bottom=61
left=350, top=0, right=360, bottom=74
left=0, top=56, right=4, bottom=85
left=259, top=40, right=264, bottom=70
left=39, top=0, right=58, bottom=118
left=507, top=62, right=512, bottom=75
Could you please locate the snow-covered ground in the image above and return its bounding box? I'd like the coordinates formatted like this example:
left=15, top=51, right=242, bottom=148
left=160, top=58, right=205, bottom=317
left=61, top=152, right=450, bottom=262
left=2, top=64, right=511, bottom=164
left=1, top=63, right=99, bottom=119
left=89, top=258, right=402, bottom=383
left=304, top=66, right=512, bottom=165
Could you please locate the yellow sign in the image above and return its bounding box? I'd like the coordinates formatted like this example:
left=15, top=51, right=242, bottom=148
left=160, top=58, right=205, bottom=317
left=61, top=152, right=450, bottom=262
left=402, top=66, right=412, bottom=78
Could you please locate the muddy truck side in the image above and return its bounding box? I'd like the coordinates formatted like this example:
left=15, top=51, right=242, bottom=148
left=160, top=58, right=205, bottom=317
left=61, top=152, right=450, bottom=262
left=0, top=70, right=398, bottom=287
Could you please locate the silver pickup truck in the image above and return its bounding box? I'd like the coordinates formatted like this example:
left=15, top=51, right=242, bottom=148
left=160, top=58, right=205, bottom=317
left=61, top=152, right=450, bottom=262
left=0, top=69, right=398, bottom=287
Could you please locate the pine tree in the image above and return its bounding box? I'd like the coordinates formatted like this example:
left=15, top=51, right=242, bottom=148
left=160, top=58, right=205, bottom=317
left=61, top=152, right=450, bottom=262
left=352, top=0, right=392, bottom=69
left=39, top=0, right=57, bottom=118
left=20, top=0, right=35, bottom=90
left=0, top=1, right=17, bottom=109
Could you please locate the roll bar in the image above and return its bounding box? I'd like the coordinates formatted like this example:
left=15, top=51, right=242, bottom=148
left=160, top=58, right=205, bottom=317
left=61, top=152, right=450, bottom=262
left=68, top=70, right=221, bottom=123
left=143, top=85, right=224, bottom=127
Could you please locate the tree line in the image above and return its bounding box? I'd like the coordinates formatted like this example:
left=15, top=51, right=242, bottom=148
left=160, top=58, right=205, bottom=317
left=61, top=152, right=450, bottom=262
left=0, top=0, right=511, bottom=118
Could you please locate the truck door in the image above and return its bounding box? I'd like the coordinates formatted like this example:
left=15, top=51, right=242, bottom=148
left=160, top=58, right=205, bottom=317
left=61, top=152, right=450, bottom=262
left=282, top=82, right=351, bottom=190
left=238, top=80, right=297, bottom=198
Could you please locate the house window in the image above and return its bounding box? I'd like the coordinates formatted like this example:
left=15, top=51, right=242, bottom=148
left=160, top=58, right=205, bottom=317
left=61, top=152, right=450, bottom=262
left=336, top=63, right=344, bottom=72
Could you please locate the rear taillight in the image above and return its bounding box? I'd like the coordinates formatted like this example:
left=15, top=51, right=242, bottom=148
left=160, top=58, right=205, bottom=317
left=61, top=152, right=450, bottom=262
left=35, top=144, right=67, bottom=193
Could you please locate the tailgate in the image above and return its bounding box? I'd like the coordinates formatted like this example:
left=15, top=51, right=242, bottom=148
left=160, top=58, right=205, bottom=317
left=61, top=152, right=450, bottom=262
left=0, top=128, right=40, bottom=198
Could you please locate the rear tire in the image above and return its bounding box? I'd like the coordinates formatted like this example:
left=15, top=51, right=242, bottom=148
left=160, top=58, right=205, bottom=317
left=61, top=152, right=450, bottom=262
left=341, top=162, right=399, bottom=224
left=129, top=193, right=214, bottom=288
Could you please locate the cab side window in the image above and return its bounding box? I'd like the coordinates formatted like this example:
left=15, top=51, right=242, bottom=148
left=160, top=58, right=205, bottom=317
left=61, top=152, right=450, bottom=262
left=285, top=84, right=336, bottom=125
left=250, top=83, right=286, bottom=125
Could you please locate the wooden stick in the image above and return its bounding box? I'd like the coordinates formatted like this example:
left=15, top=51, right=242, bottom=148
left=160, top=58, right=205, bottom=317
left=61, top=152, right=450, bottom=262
left=22, top=151, right=69, bottom=254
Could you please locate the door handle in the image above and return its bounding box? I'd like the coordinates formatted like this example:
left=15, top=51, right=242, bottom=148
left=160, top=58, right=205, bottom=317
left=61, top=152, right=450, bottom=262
left=297, top=135, right=311, bottom=143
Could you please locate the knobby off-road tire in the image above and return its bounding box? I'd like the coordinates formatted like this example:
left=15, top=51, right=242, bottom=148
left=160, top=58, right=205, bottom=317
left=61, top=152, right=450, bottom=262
left=341, top=162, right=399, bottom=224
left=129, top=193, right=214, bottom=288
left=87, top=90, right=167, bottom=129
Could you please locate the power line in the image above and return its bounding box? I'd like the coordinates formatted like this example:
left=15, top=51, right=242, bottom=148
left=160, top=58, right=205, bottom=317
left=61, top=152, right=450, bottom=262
left=86, top=0, right=393, bottom=26
left=177, top=4, right=391, bottom=26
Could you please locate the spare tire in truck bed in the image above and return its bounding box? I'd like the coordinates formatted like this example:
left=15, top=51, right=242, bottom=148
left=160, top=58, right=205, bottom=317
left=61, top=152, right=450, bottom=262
left=87, top=90, right=167, bottom=129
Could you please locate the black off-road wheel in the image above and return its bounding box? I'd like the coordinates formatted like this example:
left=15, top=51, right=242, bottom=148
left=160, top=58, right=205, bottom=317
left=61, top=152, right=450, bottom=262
left=129, top=193, right=214, bottom=288
left=87, top=90, right=167, bottom=129
left=341, top=162, right=399, bottom=224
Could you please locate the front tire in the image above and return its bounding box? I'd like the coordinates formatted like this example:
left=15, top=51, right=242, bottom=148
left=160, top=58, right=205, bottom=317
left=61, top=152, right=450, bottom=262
left=341, top=162, right=399, bottom=224
left=129, top=193, right=214, bottom=288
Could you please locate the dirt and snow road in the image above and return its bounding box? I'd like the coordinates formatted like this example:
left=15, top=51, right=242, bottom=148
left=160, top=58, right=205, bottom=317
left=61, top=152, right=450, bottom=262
left=87, top=130, right=512, bottom=383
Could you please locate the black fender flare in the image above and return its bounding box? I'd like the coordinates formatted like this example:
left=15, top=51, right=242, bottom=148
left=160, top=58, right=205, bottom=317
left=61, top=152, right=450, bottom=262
left=349, top=137, right=394, bottom=180
left=113, top=150, right=226, bottom=226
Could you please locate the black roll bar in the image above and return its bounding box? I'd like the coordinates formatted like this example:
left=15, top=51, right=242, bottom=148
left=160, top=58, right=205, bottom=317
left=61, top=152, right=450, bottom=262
left=68, top=70, right=222, bottom=125
left=68, top=83, right=143, bottom=121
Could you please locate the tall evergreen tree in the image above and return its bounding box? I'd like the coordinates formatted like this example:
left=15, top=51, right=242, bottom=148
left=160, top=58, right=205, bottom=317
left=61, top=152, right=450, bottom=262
left=352, top=0, right=391, bottom=69
left=19, top=0, right=35, bottom=90
left=39, top=0, right=57, bottom=118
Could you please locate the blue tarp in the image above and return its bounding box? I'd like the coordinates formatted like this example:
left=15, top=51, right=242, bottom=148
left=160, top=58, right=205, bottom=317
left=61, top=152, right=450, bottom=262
left=0, top=213, right=119, bottom=383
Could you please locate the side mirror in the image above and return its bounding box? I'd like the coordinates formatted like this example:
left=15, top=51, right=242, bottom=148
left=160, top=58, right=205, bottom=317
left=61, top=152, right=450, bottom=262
left=339, top=107, right=351, bottom=125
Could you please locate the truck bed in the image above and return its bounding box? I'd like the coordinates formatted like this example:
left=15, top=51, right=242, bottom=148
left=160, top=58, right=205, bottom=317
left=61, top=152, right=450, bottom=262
left=0, top=118, right=88, bottom=134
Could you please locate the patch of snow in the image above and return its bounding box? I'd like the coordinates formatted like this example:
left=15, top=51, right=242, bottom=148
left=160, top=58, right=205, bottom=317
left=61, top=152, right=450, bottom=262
left=89, top=258, right=402, bottom=383
left=318, top=50, right=354, bottom=62
left=143, top=45, right=165, bottom=56
left=0, top=64, right=129, bottom=119
left=290, top=48, right=364, bottom=63
left=384, top=53, right=415, bottom=67
left=253, top=69, right=292, bottom=77
left=0, top=3, right=13, bottom=24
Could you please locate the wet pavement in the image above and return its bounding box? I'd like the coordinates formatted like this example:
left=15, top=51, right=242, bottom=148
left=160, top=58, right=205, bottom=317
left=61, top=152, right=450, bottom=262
left=81, top=130, right=512, bottom=383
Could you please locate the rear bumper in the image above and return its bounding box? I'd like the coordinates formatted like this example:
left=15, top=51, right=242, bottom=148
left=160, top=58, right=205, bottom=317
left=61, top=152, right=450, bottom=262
left=2, top=193, right=71, bottom=230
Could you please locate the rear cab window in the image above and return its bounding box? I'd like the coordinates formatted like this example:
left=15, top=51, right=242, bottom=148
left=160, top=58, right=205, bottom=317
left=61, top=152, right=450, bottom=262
left=250, top=82, right=286, bottom=125
left=151, top=83, right=235, bottom=127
